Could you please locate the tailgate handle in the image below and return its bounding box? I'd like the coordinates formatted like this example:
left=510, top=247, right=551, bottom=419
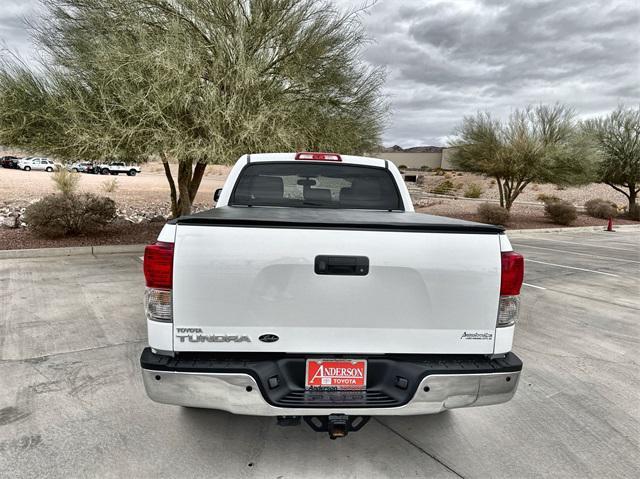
left=315, top=255, right=369, bottom=276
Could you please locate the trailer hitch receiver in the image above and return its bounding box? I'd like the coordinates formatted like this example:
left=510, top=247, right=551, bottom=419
left=303, top=414, right=370, bottom=439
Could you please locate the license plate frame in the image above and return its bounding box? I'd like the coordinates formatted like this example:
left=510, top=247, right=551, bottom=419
left=305, top=359, right=367, bottom=391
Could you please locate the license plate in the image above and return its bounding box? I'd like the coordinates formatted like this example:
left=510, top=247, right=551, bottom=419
left=305, top=359, right=367, bottom=390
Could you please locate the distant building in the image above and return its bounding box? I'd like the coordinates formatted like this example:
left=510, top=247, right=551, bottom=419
left=366, top=146, right=457, bottom=170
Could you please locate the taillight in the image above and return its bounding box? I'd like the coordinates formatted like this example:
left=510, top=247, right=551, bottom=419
left=144, top=242, right=174, bottom=289
left=295, top=152, right=342, bottom=162
left=498, top=251, right=524, bottom=327
left=501, top=251, right=524, bottom=295
left=143, top=242, right=174, bottom=322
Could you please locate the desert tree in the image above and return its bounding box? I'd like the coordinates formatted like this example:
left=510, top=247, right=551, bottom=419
left=449, top=104, right=593, bottom=210
left=583, top=106, right=640, bottom=212
left=0, top=0, right=386, bottom=216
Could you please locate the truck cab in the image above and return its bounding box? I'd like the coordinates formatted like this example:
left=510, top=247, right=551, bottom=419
left=140, top=152, right=523, bottom=438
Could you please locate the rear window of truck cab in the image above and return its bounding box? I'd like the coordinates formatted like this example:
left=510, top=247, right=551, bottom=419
left=229, top=162, right=403, bottom=210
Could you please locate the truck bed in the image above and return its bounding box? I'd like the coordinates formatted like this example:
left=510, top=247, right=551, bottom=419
left=173, top=206, right=504, bottom=234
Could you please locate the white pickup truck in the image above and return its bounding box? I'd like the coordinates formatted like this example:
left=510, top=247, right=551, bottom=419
left=140, top=152, right=524, bottom=438
left=96, top=162, right=141, bottom=176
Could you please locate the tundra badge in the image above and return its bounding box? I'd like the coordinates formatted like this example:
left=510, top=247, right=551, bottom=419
left=176, top=328, right=251, bottom=343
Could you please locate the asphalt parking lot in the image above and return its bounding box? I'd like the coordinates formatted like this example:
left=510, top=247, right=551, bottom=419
left=1, top=228, right=638, bottom=478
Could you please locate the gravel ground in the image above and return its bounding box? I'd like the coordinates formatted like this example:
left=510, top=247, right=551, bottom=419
left=0, top=221, right=164, bottom=250
left=0, top=164, right=230, bottom=210
left=411, top=170, right=633, bottom=206
left=410, top=170, right=638, bottom=228
left=415, top=199, right=638, bottom=229
left=2, top=164, right=633, bottom=211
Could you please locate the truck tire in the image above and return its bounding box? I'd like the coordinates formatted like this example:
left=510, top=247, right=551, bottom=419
left=101, top=168, right=110, bottom=175
left=24, top=166, right=31, bottom=171
left=72, top=168, right=78, bottom=172
left=45, top=167, right=53, bottom=172
left=128, top=170, right=137, bottom=176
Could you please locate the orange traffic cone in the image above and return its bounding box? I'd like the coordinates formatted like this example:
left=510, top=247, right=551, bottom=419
left=606, top=217, right=614, bottom=232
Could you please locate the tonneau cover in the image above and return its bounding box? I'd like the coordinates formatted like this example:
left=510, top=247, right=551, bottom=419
left=174, top=206, right=503, bottom=234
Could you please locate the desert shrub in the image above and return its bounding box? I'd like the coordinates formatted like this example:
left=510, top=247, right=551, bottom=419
left=628, top=204, right=640, bottom=221
left=544, top=199, right=577, bottom=225
left=443, top=172, right=452, bottom=179
left=419, top=165, right=431, bottom=172
left=24, top=193, right=116, bottom=238
left=434, top=168, right=445, bottom=176
left=432, top=179, right=456, bottom=195
left=477, top=203, right=509, bottom=225
left=102, top=178, right=119, bottom=193
left=584, top=198, right=618, bottom=219
left=537, top=193, right=561, bottom=204
left=52, top=168, right=80, bottom=196
left=464, top=183, right=484, bottom=198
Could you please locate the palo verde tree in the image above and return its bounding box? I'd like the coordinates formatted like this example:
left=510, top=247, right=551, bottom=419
left=583, top=106, right=640, bottom=212
left=0, top=0, right=386, bottom=217
left=449, top=104, right=593, bottom=210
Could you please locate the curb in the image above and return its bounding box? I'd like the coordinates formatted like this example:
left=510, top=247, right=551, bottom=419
left=412, top=192, right=547, bottom=208
left=91, top=244, right=146, bottom=255
left=0, top=244, right=146, bottom=260
left=507, top=224, right=640, bottom=235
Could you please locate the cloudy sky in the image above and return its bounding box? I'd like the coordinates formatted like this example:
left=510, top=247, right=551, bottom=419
left=1, top=0, right=639, bottom=146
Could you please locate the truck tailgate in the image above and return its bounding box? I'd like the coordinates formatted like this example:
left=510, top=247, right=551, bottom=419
left=172, top=217, right=502, bottom=354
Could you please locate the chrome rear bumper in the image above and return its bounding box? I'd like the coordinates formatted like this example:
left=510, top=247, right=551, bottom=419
left=141, top=368, right=520, bottom=416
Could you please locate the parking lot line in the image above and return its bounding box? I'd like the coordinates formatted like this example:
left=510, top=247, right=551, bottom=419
left=522, top=282, right=546, bottom=290
left=525, top=259, right=620, bottom=277
left=585, top=235, right=640, bottom=247
left=513, top=243, right=640, bottom=264
left=515, top=237, right=637, bottom=252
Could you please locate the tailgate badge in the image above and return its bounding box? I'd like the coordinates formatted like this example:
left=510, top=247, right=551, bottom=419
left=259, top=334, right=279, bottom=343
left=176, top=328, right=251, bottom=343
left=460, top=331, right=493, bottom=340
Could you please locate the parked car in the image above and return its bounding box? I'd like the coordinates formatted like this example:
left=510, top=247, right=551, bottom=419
left=96, top=162, right=141, bottom=176
left=1, top=156, right=20, bottom=169
left=80, top=162, right=100, bottom=174
left=140, top=152, right=524, bottom=439
left=18, top=157, right=57, bottom=172
left=67, top=161, right=95, bottom=173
